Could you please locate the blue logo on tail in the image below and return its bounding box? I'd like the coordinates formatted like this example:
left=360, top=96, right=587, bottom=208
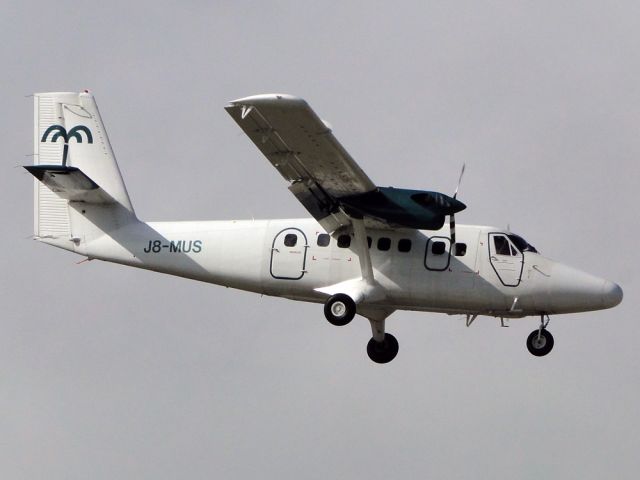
left=41, top=125, right=93, bottom=166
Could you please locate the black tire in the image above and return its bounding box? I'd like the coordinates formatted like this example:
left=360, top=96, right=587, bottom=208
left=367, top=333, right=399, bottom=364
left=526, top=329, right=554, bottom=357
left=324, top=293, right=356, bottom=326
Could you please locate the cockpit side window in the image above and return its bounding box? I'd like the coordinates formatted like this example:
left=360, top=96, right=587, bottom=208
left=507, top=234, right=539, bottom=254
left=493, top=235, right=512, bottom=256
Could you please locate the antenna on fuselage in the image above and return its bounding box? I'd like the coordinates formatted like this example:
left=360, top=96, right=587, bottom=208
left=449, top=164, right=466, bottom=249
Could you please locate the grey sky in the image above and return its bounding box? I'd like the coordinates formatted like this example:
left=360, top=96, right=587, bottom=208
left=2, top=1, right=639, bottom=478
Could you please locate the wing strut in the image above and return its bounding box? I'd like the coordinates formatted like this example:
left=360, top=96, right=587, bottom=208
left=350, top=215, right=374, bottom=285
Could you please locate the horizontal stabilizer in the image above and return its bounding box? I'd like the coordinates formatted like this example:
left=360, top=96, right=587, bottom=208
left=24, top=165, right=116, bottom=204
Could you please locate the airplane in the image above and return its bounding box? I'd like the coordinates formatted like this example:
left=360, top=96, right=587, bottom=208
left=24, top=91, right=623, bottom=363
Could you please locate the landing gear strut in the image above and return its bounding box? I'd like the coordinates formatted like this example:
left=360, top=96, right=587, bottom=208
left=526, top=314, right=554, bottom=356
left=324, top=293, right=356, bottom=326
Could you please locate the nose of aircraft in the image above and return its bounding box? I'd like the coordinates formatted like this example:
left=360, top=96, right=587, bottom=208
left=602, top=280, right=623, bottom=309
left=543, top=263, right=623, bottom=313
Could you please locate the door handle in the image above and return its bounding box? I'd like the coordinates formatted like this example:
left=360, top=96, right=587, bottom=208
left=490, top=256, right=498, bottom=261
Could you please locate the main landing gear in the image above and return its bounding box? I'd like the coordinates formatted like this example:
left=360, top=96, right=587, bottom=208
left=323, top=294, right=398, bottom=364
left=322, top=216, right=398, bottom=363
left=366, top=333, right=399, bottom=364
left=324, top=294, right=357, bottom=326
left=526, top=314, right=554, bottom=357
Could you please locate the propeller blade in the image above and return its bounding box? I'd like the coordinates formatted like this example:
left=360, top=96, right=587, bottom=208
left=453, top=163, right=466, bottom=199
left=450, top=163, right=466, bottom=249
left=450, top=212, right=456, bottom=248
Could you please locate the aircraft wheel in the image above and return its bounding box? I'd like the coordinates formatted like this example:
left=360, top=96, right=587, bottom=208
left=526, top=329, right=554, bottom=357
left=324, top=293, right=356, bottom=326
left=367, top=333, right=399, bottom=364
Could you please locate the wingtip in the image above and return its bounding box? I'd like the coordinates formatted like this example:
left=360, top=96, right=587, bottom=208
left=227, top=93, right=306, bottom=108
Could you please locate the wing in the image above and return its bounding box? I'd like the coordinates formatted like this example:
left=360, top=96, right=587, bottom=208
left=226, top=94, right=466, bottom=233
left=225, top=94, right=376, bottom=232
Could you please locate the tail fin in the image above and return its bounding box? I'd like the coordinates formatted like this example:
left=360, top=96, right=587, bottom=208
left=27, top=91, right=136, bottom=251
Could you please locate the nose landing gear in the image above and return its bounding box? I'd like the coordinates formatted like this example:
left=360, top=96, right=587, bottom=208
left=526, top=314, right=554, bottom=356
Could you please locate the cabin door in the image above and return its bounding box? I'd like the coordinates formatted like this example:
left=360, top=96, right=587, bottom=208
left=270, top=228, right=308, bottom=280
left=424, top=236, right=452, bottom=271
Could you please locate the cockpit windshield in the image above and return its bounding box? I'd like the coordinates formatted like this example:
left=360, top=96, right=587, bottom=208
left=507, top=234, right=539, bottom=254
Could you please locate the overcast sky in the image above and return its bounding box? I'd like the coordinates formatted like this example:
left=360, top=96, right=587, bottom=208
left=1, top=1, right=639, bottom=479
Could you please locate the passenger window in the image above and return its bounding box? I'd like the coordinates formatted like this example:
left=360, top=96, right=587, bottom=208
left=367, top=236, right=372, bottom=248
left=398, top=238, right=412, bottom=253
left=493, top=236, right=511, bottom=256
left=454, top=243, right=467, bottom=256
left=377, top=237, right=391, bottom=251
left=284, top=233, right=297, bottom=247
left=317, top=233, right=330, bottom=247
left=510, top=244, right=518, bottom=256
left=431, top=241, right=446, bottom=255
left=337, top=234, right=351, bottom=248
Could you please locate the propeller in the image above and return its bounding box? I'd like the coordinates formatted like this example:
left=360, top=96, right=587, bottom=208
left=449, top=164, right=466, bottom=251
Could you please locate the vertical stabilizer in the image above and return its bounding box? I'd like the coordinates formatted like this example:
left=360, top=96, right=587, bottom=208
left=31, top=91, right=136, bottom=249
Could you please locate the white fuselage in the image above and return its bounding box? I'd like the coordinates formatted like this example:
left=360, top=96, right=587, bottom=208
left=57, top=217, right=621, bottom=318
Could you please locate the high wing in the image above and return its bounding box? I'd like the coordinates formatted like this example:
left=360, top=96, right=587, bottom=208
left=225, top=94, right=375, bottom=232
left=226, top=94, right=465, bottom=233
